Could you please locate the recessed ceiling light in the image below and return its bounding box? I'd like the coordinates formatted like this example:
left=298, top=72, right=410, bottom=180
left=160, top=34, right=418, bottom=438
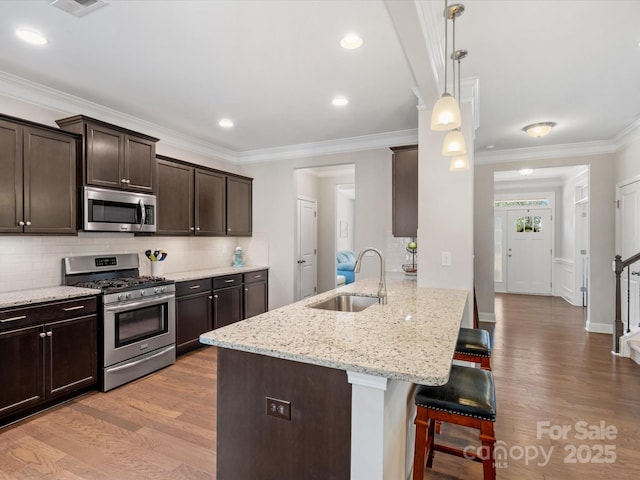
left=332, top=96, right=349, bottom=107
left=485, top=144, right=496, bottom=150
left=519, top=168, right=535, bottom=176
left=522, top=122, right=556, bottom=138
left=16, top=28, right=48, bottom=46
left=218, top=118, right=234, bottom=128
left=340, top=33, right=363, bottom=50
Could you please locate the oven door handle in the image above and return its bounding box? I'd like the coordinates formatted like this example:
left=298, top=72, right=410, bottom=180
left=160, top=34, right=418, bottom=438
left=104, top=293, right=175, bottom=313
left=105, top=346, right=175, bottom=373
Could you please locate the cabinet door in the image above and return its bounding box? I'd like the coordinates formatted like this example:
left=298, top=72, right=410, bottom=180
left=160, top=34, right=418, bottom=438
left=86, top=122, right=125, bottom=189
left=0, top=325, right=43, bottom=417
left=244, top=281, right=267, bottom=319
left=195, top=169, right=226, bottom=235
left=391, top=146, right=418, bottom=238
left=227, top=175, right=252, bottom=236
left=0, top=119, right=23, bottom=233
left=157, top=160, right=194, bottom=235
left=176, top=292, right=213, bottom=355
left=124, top=135, right=156, bottom=192
left=45, top=315, right=98, bottom=399
left=214, top=285, right=243, bottom=329
left=23, top=127, right=77, bottom=234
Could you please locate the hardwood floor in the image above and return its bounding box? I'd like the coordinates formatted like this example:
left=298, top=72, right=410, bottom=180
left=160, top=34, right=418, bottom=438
left=421, top=293, right=640, bottom=480
left=1, top=294, right=640, bottom=479
left=0, top=349, right=218, bottom=479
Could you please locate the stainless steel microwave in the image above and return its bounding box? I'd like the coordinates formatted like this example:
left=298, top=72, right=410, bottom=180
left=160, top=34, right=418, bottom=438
left=83, top=186, right=156, bottom=233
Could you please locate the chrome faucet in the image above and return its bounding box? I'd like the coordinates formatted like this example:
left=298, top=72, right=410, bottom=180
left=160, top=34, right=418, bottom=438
left=354, top=247, right=387, bottom=304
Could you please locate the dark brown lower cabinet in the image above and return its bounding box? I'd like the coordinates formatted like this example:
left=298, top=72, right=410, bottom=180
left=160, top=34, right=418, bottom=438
left=217, top=349, right=351, bottom=479
left=0, top=296, right=98, bottom=426
left=213, top=284, right=243, bottom=329
left=243, top=270, right=268, bottom=319
left=175, top=278, right=213, bottom=355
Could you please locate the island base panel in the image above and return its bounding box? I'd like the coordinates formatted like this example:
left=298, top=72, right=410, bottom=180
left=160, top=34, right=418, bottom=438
left=217, top=348, right=352, bottom=479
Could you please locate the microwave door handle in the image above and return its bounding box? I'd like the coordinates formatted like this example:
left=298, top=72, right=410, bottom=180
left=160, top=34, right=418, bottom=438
left=138, top=199, right=146, bottom=230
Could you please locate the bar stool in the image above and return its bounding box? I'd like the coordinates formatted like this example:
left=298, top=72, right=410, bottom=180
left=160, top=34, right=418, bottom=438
left=454, top=327, right=492, bottom=371
left=413, top=365, right=497, bottom=480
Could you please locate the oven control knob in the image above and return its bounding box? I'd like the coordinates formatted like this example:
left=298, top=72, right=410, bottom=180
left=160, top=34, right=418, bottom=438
left=140, top=290, right=145, bottom=296
left=118, top=294, right=124, bottom=301
left=154, top=287, right=160, bottom=294
left=161, top=286, right=166, bottom=292
left=125, top=292, right=131, bottom=299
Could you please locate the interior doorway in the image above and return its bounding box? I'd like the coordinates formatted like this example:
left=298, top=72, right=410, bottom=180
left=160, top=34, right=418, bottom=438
left=296, top=198, right=317, bottom=300
left=617, top=178, right=640, bottom=331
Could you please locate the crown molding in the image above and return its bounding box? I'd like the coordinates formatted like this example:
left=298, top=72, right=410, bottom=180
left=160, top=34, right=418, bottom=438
left=613, top=117, right=640, bottom=150
left=237, top=129, right=419, bottom=164
left=0, top=70, right=239, bottom=162
left=475, top=140, right=616, bottom=165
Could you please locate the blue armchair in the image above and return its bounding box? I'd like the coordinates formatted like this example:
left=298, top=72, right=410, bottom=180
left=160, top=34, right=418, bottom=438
left=337, top=250, right=356, bottom=284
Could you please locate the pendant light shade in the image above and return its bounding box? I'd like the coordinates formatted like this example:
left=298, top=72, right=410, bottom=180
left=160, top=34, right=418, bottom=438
left=450, top=154, right=469, bottom=171
left=442, top=128, right=466, bottom=156
left=431, top=93, right=462, bottom=131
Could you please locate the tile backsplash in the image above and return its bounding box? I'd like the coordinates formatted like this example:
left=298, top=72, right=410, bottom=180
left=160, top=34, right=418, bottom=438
left=0, top=232, right=269, bottom=293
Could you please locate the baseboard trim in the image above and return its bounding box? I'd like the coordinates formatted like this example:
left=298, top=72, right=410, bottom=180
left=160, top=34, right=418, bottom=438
left=479, top=312, right=496, bottom=323
left=585, top=321, right=613, bottom=334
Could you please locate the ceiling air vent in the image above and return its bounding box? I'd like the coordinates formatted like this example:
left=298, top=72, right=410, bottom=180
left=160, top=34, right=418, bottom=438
left=50, top=0, right=107, bottom=18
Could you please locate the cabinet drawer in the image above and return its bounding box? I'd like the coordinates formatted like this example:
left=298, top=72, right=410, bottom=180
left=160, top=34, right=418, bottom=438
left=213, top=274, right=243, bottom=289
left=176, top=278, right=212, bottom=297
left=243, top=270, right=268, bottom=284
left=0, top=296, right=98, bottom=332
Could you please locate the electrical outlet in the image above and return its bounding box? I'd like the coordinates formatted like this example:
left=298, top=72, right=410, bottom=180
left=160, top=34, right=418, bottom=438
left=266, top=397, right=291, bottom=421
left=441, top=251, right=452, bottom=267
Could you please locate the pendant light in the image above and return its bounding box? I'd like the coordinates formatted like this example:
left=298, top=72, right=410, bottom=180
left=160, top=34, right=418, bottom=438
left=449, top=49, right=469, bottom=170
left=442, top=5, right=466, bottom=156
left=431, top=0, right=461, bottom=131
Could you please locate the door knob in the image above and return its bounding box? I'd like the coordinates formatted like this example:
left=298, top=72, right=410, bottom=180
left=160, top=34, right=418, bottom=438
left=297, top=260, right=306, bottom=264
left=632, top=271, right=640, bottom=276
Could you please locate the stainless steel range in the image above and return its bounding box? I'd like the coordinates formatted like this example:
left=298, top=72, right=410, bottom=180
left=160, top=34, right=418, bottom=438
left=63, top=253, right=176, bottom=392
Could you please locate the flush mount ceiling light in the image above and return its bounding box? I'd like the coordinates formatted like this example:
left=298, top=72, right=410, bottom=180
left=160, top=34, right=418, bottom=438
left=218, top=118, right=234, bottom=128
left=332, top=96, right=349, bottom=107
left=340, top=33, right=363, bottom=50
left=450, top=154, right=469, bottom=171
left=522, top=122, right=556, bottom=138
left=431, top=1, right=464, bottom=131
left=15, top=27, right=48, bottom=45
left=519, top=168, right=535, bottom=176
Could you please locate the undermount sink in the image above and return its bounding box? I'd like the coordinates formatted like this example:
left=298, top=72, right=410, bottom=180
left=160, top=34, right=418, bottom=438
left=308, top=294, right=380, bottom=313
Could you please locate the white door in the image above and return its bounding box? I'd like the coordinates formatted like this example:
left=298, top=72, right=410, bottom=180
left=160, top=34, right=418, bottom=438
left=618, top=181, right=640, bottom=330
left=494, top=210, right=508, bottom=293
left=575, top=201, right=589, bottom=307
left=507, top=209, right=552, bottom=295
left=297, top=198, right=317, bottom=300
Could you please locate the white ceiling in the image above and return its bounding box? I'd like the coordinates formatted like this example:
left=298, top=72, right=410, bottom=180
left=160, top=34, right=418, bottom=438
left=494, top=165, right=587, bottom=184
left=0, top=0, right=639, bottom=163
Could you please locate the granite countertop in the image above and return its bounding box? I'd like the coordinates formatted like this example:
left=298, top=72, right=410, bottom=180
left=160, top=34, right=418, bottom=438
left=0, top=286, right=102, bottom=310
left=166, top=265, right=268, bottom=283
left=200, top=274, right=468, bottom=385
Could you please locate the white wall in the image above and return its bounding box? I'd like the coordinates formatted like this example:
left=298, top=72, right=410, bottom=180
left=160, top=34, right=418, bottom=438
left=243, top=149, right=392, bottom=309
left=475, top=153, right=615, bottom=333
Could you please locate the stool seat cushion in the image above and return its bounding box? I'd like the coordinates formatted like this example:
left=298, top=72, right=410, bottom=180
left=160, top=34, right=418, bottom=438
left=456, top=328, right=491, bottom=357
left=415, top=365, right=496, bottom=421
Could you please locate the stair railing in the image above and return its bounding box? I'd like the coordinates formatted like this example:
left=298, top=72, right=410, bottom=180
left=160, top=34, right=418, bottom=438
left=613, top=252, right=640, bottom=353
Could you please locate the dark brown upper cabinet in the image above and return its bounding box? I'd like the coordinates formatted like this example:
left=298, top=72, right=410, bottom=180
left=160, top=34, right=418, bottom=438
left=0, top=115, right=78, bottom=234
left=156, top=155, right=252, bottom=237
left=56, top=115, right=158, bottom=193
left=391, top=145, right=418, bottom=238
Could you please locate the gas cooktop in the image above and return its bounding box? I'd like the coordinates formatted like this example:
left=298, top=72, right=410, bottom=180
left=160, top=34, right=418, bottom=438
left=69, top=276, right=173, bottom=294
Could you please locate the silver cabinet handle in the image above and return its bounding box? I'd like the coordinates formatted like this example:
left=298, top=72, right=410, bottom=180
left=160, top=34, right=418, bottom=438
left=213, top=294, right=218, bottom=299
left=228, top=228, right=231, bottom=231
left=18, top=221, right=25, bottom=226
left=189, top=285, right=201, bottom=290
left=63, top=305, right=85, bottom=312
left=39, top=332, right=46, bottom=338
left=208, top=296, right=213, bottom=300
left=46, top=331, right=52, bottom=337
left=196, top=227, right=201, bottom=231
left=253, top=274, right=262, bottom=279
left=26, top=221, right=31, bottom=226
left=224, top=279, right=235, bottom=283
left=245, top=288, right=249, bottom=292
left=190, top=227, right=195, bottom=231
left=121, top=179, right=128, bottom=184
left=1, top=315, right=27, bottom=323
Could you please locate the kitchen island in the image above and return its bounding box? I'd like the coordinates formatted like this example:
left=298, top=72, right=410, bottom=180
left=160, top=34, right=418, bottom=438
left=200, top=274, right=468, bottom=480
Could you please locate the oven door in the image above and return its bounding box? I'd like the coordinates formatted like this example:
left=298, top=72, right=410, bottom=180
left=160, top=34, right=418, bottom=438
left=103, top=292, right=175, bottom=367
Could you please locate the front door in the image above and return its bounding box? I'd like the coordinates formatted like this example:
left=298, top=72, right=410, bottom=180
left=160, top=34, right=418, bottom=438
left=507, top=209, right=552, bottom=295
left=296, top=198, right=317, bottom=300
